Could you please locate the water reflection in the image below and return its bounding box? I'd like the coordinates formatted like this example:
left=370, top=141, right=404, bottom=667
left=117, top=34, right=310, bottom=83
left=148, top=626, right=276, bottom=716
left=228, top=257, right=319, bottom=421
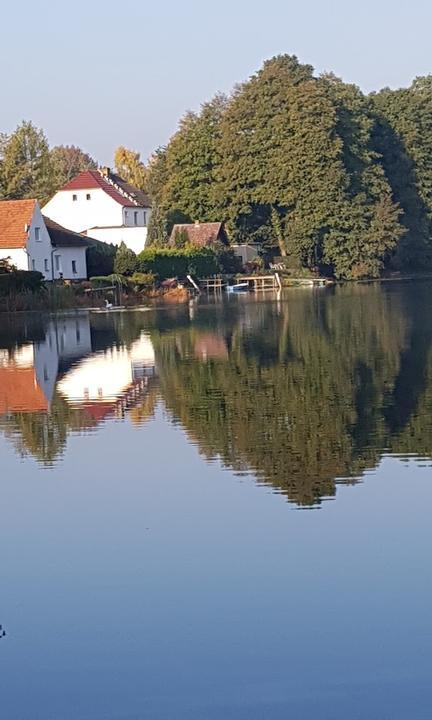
left=1, top=282, right=432, bottom=505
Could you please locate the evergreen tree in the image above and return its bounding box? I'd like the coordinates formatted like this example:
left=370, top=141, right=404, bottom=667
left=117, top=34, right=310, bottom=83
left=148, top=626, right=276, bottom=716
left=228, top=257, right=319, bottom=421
left=113, top=242, right=138, bottom=276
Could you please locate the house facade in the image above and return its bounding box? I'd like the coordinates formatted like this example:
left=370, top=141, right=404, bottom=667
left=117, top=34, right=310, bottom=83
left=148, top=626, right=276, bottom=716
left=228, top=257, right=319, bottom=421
left=0, top=199, right=88, bottom=280
left=43, top=168, right=151, bottom=255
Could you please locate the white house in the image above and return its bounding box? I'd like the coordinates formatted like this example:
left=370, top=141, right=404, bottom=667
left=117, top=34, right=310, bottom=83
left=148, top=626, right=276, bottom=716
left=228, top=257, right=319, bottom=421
left=43, top=168, right=151, bottom=255
left=0, top=199, right=88, bottom=280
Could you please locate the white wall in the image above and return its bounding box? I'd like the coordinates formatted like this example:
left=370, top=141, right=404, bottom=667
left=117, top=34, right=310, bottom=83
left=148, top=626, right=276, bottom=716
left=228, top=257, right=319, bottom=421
left=43, top=188, right=124, bottom=234
left=52, top=246, right=88, bottom=280
left=88, top=226, right=148, bottom=255
left=123, top=207, right=149, bottom=227
left=27, top=203, right=54, bottom=279
left=0, top=204, right=53, bottom=279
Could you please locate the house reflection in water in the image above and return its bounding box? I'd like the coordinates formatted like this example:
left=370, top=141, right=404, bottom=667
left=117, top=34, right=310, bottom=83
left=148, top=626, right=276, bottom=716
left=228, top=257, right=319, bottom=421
left=0, top=314, right=92, bottom=417
left=0, top=315, right=157, bottom=463
left=57, top=331, right=157, bottom=421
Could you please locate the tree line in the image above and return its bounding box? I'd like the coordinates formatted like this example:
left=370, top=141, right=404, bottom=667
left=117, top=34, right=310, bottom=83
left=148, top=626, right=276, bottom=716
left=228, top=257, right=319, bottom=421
left=147, top=55, right=432, bottom=278
left=3, top=54, right=432, bottom=278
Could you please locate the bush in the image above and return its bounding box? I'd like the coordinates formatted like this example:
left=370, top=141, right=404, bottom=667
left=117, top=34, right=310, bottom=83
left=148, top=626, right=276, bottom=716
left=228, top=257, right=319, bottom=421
left=138, top=247, right=219, bottom=279
left=0, top=270, right=45, bottom=296
left=114, top=242, right=138, bottom=276
left=130, top=272, right=156, bottom=288
left=86, top=240, right=116, bottom=277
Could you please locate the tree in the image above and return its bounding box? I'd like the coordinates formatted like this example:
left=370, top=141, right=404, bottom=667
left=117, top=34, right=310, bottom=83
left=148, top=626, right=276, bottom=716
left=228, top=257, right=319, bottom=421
left=147, top=95, right=228, bottom=225
left=371, top=78, right=432, bottom=268
left=0, top=121, right=53, bottom=203
left=50, top=145, right=97, bottom=190
left=113, top=242, right=138, bottom=276
left=146, top=202, right=168, bottom=247
left=114, top=146, right=147, bottom=189
left=86, top=240, right=116, bottom=277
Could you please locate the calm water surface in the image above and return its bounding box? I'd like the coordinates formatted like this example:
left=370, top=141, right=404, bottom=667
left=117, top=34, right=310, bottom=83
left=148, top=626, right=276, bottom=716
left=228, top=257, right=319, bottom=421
left=1, top=282, right=432, bottom=719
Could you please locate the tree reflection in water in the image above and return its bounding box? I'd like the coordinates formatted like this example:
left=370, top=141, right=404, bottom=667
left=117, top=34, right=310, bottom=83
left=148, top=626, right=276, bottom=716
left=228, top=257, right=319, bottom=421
left=1, top=282, right=432, bottom=506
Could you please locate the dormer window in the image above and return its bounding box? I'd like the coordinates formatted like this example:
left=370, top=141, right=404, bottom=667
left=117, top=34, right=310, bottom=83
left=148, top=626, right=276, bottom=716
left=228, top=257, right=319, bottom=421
left=72, top=194, right=77, bottom=201
left=86, top=193, right=91, bottom=200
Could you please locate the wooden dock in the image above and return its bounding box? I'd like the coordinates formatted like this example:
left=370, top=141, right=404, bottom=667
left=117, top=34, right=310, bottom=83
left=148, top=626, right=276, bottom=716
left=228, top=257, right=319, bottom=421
left=242, top=274, right=282, bottom=291
left=200, top=276, right=226, bottom=292
left=198, top=274, right=282, bottom=292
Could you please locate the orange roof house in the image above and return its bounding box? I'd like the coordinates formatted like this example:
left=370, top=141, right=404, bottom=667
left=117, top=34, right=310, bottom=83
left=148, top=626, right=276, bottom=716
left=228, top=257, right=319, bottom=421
left=0, top=199, right=88, bottom=280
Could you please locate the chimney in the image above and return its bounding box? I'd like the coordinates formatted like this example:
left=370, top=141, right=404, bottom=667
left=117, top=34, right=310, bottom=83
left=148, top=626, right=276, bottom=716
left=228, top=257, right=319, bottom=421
left=100, top=166, right=111, bottom=178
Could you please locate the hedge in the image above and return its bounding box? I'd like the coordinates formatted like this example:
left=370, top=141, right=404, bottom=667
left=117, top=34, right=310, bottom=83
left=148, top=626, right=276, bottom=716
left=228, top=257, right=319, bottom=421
left=0, top=270, right=45, bottom=296
left=137, top=247, right=219, bottom=279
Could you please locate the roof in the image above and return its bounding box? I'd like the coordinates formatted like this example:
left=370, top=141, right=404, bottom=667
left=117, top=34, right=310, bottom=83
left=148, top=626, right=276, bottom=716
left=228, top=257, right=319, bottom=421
left=107, top=171, right=151, bottom=208
left=43, top=216, right=89, bottom=248
left=0, top=367, right=48, bottom=414
left=169, top=222, right=229, bottom=248
left=0, top=199, right=37, bottom=249
left=61, top=170, right=150, bottom=208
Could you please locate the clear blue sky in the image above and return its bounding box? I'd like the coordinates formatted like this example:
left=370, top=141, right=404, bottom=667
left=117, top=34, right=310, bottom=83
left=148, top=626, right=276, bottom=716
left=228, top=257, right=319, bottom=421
left=3, top=0, right=431, bottom=165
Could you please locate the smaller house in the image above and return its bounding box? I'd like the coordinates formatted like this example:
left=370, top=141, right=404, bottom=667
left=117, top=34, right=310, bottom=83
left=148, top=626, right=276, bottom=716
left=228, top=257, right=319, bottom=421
left=232, top=243, right=262, bottom=266
left=0, top=199, right=88, bottom=280
left=44, top=217, right=89, bottom=280
left=169, top=222, right=229, bottom=248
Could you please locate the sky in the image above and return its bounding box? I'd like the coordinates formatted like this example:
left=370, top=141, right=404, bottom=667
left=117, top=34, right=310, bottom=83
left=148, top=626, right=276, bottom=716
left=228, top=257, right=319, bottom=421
left=2, top=0, right=431, bottom=165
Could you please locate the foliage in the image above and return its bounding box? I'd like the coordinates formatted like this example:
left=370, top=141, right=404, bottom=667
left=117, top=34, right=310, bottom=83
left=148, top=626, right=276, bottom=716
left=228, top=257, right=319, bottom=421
left=130, top=272, right=156, bottom=288
left=113, top=241, right=138, bottom=276
left=49, top=145, right=97, bottom=189
left=0, top=269, right=45, bottom=296
left=146, top=55, right=426, bottom=278
left=0, top=121, right=53, bottom=203
left=371, top=78, right=432, bottom=267
left=138, top=247, right=219, bottom=279
left=146, top=201, right=168, bottom=247
left=86, top=239, right=116, bottom=277
left=114, top=146, right=147, bottom=190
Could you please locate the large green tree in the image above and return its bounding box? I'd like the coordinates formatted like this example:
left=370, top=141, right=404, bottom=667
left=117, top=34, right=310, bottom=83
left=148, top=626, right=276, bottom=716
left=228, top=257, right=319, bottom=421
left=0, top=121, right=53, bottom=203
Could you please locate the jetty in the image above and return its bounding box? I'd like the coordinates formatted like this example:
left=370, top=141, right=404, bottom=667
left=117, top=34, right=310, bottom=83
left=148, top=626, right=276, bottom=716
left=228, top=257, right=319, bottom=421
left=198, top=274, right=282, bottom=293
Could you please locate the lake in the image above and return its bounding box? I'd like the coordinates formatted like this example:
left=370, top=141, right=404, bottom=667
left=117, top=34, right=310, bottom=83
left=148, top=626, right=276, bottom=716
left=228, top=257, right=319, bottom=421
left=1, top=281, right=432, bottom=719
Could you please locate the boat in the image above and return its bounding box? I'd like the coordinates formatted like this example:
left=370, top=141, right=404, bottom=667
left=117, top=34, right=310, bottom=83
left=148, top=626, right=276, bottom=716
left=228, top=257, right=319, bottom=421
left=226, top=282, right=250, bottom=293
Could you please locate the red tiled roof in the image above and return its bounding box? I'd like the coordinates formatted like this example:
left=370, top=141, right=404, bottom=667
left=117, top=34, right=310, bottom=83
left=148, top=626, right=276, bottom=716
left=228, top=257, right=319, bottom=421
left=61, top=170, right=140, bottom=208
left=0, top=367, right=48, bottom=414
left=169, top=222, right=229, bottom=247
left=0, top=199, right=36, bottom=249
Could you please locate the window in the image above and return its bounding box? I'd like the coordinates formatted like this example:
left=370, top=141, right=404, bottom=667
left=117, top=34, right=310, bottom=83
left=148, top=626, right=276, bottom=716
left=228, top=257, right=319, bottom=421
left=143, top=211, right=147, bottom=225
left=44, top=259, right=49, bottom=273
left=55, top=255, right=61, bottom=272
left=124, top=211, right=128, bottom=224
left=31, top=259, right=36, bottom=271
left=72, top=260, right=77, bottom=275
left=35, top=227, right=41, bottom=241
left=72, top=194, right=78, bottom=201
left=134, top=211, right=138, bottom=226
left=86, top=193, right=91, bottom=200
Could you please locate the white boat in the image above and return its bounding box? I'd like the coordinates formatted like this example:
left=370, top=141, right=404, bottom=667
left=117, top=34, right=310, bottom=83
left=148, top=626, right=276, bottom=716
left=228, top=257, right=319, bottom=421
left=226, top=282, right=250, bottom=293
